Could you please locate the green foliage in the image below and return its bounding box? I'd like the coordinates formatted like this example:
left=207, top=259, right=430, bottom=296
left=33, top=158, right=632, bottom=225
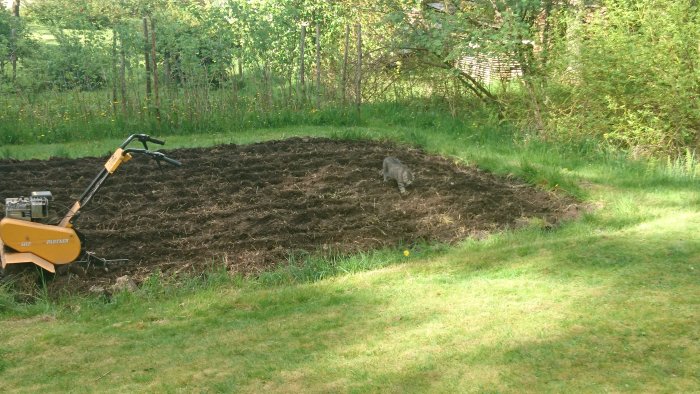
left=0, top=8, right=35, bottom=85
left=31, top=30, right=109, bottom=91
left=155, top=3, right=236, bottom=87
left=27, top=0, right=109, bottom=29
left=539, top=0, right=700, bottom=156
left=2, top=0, right=700, bottom=159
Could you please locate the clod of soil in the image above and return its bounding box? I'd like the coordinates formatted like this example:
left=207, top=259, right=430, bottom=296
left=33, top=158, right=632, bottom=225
left=0, top=137, right=579, bottom=295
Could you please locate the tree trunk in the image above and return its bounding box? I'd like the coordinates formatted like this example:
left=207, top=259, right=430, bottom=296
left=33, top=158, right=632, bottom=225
left=540, top=0, right=554, bottom=69
left=231, top=60, right=239, bottom=108
left=522, top=79, right=544, bottom=131
left=566, top=0, right=585, bottom=80
left=299, top=24, right=306, bottom=102
left=315, top=23, right=321, bottom=99
left=341, top=24, right=349, bottom=104
left=119, top=30, right=127, bottom=115
left=150, top=17, right=161, bottom=122
left=355, top=24, right=362, bottom=115
left=111, top=29, right=118, bottom=114
left=10, top=0, right=20, bottom=83
left=164, top=51, right=171, bottom=87
left=263, top=61, right=271, bottom=109
left=10, top=27, right=16, bottom=83
left=143, top=17, right=152, bottom=103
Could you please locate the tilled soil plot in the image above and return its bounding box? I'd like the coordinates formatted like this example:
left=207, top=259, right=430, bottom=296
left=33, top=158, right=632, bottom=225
left=0, top=137, right=579, bottom=294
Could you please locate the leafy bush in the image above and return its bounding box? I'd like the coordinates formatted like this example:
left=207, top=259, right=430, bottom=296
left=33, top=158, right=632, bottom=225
left=155, top=5, right=236, bottom=88
left=0, top=8, right=36, bottom=85
left=541, top=0, right=700, bottom=156
left=30, top=31, right=108, bottom=91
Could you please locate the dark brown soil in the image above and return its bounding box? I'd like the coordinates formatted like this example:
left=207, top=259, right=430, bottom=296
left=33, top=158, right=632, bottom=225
left=0, top=137, right=579, bottom=295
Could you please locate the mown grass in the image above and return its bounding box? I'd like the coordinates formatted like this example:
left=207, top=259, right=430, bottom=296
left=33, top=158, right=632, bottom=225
left=0, top=113, right=699, bottom=392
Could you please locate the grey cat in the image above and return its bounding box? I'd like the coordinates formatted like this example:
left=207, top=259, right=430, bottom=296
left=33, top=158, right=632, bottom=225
left=383, top=156, right=415, bottom=193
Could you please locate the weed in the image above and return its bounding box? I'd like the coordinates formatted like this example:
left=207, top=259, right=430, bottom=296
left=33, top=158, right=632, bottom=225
left=51, top=146, right=71, bottom=158
left=666, top=148, right=698, bottom=179
left=329, top=127, right=372, bottom=141
left=0, top=147, right=12, bottom=159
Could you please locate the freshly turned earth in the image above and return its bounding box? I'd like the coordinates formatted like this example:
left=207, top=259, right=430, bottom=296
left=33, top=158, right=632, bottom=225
left=0, top=137, right=579, bottom=294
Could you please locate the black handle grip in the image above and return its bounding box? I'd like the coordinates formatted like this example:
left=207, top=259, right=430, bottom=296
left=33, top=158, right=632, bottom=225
left=160, top=155, right=182, bottom=167
left=122, top=149, right=182, bottom=167
left=121, top=134, right=166, bottom=148
left=150, top=151, right=182, bottom=166
left=147, top=136, right=165, bottom=145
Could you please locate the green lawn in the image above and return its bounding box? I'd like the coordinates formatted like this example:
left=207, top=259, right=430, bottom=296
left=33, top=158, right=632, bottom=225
left=1, top=122, right=698, bottom=392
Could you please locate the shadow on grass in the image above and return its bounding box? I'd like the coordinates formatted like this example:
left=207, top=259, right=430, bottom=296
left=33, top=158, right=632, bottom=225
left=151, top=211, right=698, bottom=391
left=3, top=211, right=697, bottom=392
left=357, top=321, right=698, bottom=392
left=441, top=214, right=700, bottom=284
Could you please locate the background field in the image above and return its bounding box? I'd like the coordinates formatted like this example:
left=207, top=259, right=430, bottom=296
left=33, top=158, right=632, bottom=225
left=1, top=118, right=698, bottom=392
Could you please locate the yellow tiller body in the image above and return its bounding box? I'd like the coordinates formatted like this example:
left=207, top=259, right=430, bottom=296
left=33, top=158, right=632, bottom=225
left=1, top=134, right=180, bottom=273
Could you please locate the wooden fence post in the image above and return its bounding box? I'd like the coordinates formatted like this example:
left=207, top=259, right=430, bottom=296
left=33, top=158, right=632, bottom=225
left=10, top=0, right=20, bottom=83
left=111, top=30, right=118, bottom=114
left=341, top=24, right=350, bottom=105
left=299, top=23, right=307, bottom=102
left=149, top=16, right=161, bottom=122
left=315, top=23, right=321, bottom=101
left=119, top=31, right=127, bottom=115
left=143, top=17, right=152, bottom=105
left=355, top=24, right=362, bottom=115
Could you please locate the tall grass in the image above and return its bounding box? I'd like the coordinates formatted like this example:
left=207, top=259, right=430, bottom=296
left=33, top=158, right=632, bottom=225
left=0, top=86, right=363, bottom=145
